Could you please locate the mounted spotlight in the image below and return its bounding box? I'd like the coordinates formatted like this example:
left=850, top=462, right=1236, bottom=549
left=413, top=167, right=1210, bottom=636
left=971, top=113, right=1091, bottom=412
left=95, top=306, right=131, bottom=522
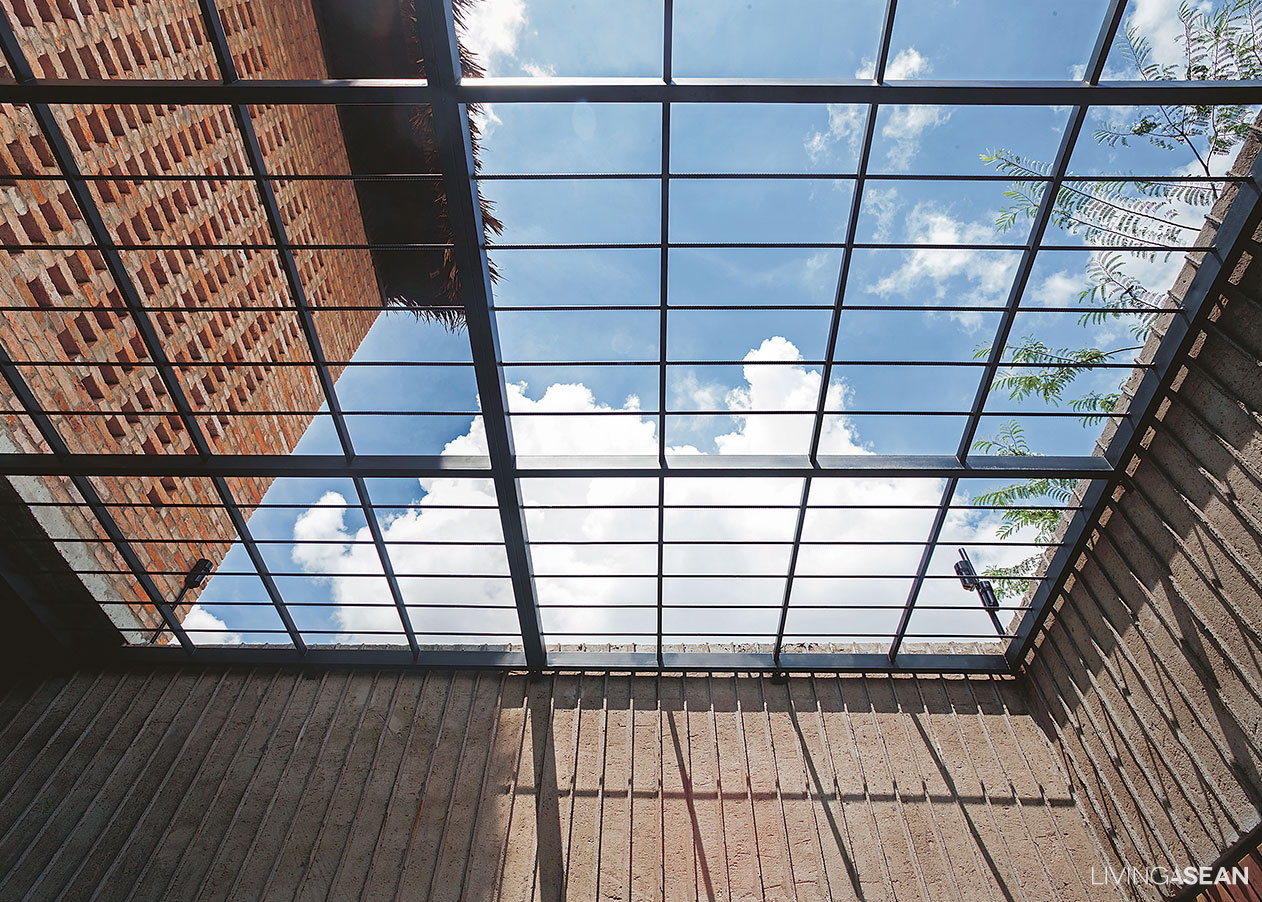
left=954, top=549, right=1005, bottom=636
left=174, top=558, right=214, bottom=608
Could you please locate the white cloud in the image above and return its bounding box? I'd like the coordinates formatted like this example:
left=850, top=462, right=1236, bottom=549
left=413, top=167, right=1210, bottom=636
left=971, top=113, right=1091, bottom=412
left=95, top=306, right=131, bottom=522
left=520, top=61, right=556, bottom=78
left=886, top=48, right=930, bottom=80
left=1127, top=0, right=1210, bottom=70
left=291, top=337, right=1032, bottom=647
left=878, top=49, right=950, bottom=170
left=183, top=604, right=242, bottom=644
left=872, top=204, right=1019, bottom=328
left=1031, top=269, right=1083, bottom=308
left=862, top=186, right=901, bottom=242
left=881, top=105, right=952, bottom=170
left=457, top=0, right=527, bottom=63
left=671, top=368, right=725, bottom=414
left=855, top=46, right=931, bottom=81
left=805, top=103, right=866, bottom=162
left=470, top=103, right=503, bottom=141
left=456, top=0, right=560, bottom=83
left=806, top=48, right=949, bottom=169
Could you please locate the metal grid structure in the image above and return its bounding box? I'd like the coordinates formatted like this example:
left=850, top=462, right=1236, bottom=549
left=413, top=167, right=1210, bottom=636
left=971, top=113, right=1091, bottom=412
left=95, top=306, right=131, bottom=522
left=0, top=0, right=1259, bottom=673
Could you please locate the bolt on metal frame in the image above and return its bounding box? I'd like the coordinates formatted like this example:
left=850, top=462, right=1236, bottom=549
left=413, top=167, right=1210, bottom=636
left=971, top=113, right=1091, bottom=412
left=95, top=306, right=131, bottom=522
left=0, top=0, right=1257, bottom=672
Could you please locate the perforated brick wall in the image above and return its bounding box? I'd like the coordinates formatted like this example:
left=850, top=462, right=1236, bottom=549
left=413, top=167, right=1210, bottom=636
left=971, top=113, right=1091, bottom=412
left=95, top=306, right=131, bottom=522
left=0, top=0, right=380, bottom=634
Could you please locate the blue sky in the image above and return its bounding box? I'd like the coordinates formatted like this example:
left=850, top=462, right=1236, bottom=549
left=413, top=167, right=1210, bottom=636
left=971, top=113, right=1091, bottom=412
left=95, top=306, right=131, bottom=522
left=182, top=0, right=1246, bottom=649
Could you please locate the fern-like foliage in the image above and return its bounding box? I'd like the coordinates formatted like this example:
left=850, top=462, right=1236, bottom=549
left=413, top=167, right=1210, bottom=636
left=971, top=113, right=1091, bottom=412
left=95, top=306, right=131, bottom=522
left=982, top=150, right=1206, bottom=248
left=969, top=423, right=1079, bottom=599
left=974, top=336, right=1140, bottom=422
left=1077, top=252, right=1172, bottom=339
left=969, top=335, right=1138, bottom=598
left=1097, top=0, right=1262, bottom=179
left=968, top=0, right=1260, bottom=604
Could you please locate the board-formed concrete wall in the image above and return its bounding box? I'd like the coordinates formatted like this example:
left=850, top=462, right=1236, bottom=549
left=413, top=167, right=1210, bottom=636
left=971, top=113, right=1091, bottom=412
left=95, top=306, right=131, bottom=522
left=0, top=666, right=1113, bottom=901
left=1022, top=126, right=1262, bottom=899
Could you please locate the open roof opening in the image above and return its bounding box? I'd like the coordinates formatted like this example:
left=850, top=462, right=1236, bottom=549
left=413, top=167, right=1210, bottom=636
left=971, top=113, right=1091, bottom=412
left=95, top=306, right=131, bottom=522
left=0, top=0, right=1258, bottom=672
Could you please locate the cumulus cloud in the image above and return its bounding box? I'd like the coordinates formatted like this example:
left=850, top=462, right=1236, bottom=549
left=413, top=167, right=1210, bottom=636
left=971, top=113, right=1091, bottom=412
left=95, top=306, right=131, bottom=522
left=862, top=186, right=901, bottom=242
left=520, top=61, right=556, bottom=78
left=1030, top=269, right=1083, bottom=308
left=1127, top=0, right=1211, bottom=70
left=291, top=337, right=1032, bottom=648
left=455, top=0, right=530, bottom=139
left=871, top=204, right=1019, bottom=327
left=470, top=103, right=503, bottom=141
left=886, top=47, right=931, bottom=80
left=183, top=604, right=242, bottom=644
left=457, top=0, right=527, bottom=63
left=806, top=48, right=949, bottom=169
left=805, top=104, right=867, bottom=162
left=456, top=0, right=562, bottom=87
left=881, top=105, right=952, bottom=170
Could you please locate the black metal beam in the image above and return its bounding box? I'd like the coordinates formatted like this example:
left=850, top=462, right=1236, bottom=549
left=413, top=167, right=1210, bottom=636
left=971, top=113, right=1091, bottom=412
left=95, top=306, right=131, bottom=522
left=413, top=0, right=546, bottom=668
left=0, top=240, right=1214, bottom=252
left=775, top=0, right=897, bottom=666
left=3, top=171, right=1238, bottom=183
left=654, top=0, right=673, bottom=667
left=115, top=645, right=527, bottom=668
left=111, top=644, right=1012, bottom=674
left=196, top=0, right=420, bottom=658
left=1006, top=149, right=1262, bottom=670
left=353, top=477, right=421, bottom=659
left=0, top=453, right=1115, bottom=480
left=2, top=78, right=1260, bottom=106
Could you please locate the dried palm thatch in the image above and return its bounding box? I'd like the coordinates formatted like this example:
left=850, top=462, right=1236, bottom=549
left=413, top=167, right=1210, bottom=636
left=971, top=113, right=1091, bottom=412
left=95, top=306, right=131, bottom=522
left=393, top=0, right=503, bottom=327
left=312, top=0, right=502, bottom=330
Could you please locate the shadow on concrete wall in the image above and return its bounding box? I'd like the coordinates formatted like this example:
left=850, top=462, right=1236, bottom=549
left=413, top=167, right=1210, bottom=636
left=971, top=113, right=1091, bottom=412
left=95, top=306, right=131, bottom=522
left=1023, top=282, right=1262, bottom=878
left=0, top=666, right=1099, bottom=899
left=516, top=671, right=1083, bottom=900
left=528, top=677, right=565, bottom=899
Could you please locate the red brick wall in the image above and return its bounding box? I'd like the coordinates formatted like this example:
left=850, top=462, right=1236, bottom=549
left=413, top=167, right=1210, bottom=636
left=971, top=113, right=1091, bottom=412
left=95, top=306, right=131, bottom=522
left=0, top=0, right=380, bottom=635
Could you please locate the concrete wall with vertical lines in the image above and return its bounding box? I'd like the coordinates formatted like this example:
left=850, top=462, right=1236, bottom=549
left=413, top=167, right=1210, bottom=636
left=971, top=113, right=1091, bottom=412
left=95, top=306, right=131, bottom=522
left=0, top=666, right=1112, bottom=901
left=1023, top=129, right=1262, bottom=900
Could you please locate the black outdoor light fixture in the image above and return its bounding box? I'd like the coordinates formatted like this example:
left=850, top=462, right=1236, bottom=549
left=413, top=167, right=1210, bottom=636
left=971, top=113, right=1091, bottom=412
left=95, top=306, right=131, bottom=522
left=174, top=558, right=214, bottom=608
left=955, top=549, right=1005, bottom=637
left=142, top=558, right=214, bottom=648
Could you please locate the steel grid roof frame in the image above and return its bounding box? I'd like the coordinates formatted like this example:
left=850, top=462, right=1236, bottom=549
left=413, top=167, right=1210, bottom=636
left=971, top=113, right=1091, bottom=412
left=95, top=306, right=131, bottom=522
left=0, top=0, right=1256, bottom=672
left=2, top=79, right=1259, bottom=106
left=889, top=0, right=1130, bottom=660
left=195, top=0, right=421, bottom=659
